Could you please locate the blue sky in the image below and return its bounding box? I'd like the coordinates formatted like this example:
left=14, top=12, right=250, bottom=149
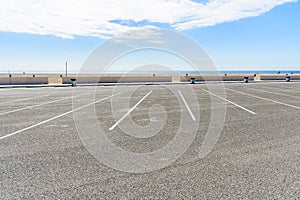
left=0, top=0, right=299, bottom=73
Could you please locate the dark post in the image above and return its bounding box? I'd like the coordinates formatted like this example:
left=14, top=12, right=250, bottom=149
left=65, top=61, right=68, bottom=77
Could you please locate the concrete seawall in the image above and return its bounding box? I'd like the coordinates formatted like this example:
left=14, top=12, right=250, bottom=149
left=0, top=73, right=299, bottom=85
left=254, top=74, right=300, bottom=81
left=0, top=76, right=48, bottom=85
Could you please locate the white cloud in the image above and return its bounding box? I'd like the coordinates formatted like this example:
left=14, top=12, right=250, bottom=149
left=0, top=0, right=296, bottom=39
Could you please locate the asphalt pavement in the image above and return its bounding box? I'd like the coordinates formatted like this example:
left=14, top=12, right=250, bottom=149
left=0, top=81, right=299, bottom=199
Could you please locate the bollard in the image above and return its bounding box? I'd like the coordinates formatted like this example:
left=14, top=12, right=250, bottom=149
left=70, top=78, right=77, bottom=87
left=190, top=77, right=195, bottom=84
left=286, top=76, right=291, bottom=82
left=244, top=77, right=249, bottom=83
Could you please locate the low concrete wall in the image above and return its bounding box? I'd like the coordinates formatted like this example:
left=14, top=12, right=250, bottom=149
left=257, top=74, right=286, bottom=81
left=290, top=75, right=300, bottom=80
left=180, top=74, right=255, bottom=82
left=118, top=75, right=172, bottom=83
left=48, top=77, right=63, bottom=84
left=62, top=76, right=105, bottom=84
left=62, top=75, right=173, bottom=84
left=172, top=75, right=181, bottom=83
left=0, top=77, right=48, bottom=85
left=1, top=73, right=299, bottom=85
left=254, top=74, right=300, bottom=81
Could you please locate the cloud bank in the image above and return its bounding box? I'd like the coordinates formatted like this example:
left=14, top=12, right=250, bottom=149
left=0, top=0, right=296, bottom=39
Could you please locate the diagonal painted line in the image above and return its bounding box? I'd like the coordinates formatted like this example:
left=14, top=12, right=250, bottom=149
left=203, top=89, right=256, bottom=115
left=0, top=94, right=50, bottom=106
left=109, top=91, right=152, bottom=131
left=226, top=88, right=300, bottom=110
left=178, top=90, right=196, bottom=120
left=0, top=92, right=122, bottom=140
left=247, top=87, right=300, bottom=99
left=0, top=93, right=86, bottom=116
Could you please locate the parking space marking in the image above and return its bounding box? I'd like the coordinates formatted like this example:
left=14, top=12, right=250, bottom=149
left=0, top=94, right=50, bottom=105
left=0, top=93, right=88, bottom=116
left=203, top=89, right=256, bottom=115
left=247, top=87, right=300, bottom=99
left=226, top=88, right=300, bottom=110
left=271, top=85, right=300, bottom=91
left=0, top=93, right=122, bottom=140
left=109, top=91, right=152, bottom=131
left=178, top=90, right=196, bottom=120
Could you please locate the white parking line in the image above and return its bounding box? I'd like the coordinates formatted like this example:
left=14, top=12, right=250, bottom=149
left=203, top=89, right=256, bottom=115
left=226, top=88, right=300, bottom=110
left=247, top=87, right=300, bottom=99
left=0, top=94, right=50, bottom=106
left=264, top=85, right=300, bottom=92
left=0, top=93, right=122, bottom=140
left=0, top=94, right=86, bottom=117
left=178, top=90, right=196, bottom=120
left=109, top=91, right=152, bottom=131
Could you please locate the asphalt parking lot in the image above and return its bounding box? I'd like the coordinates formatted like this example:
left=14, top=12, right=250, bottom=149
left=0, top=81, right=299, bottom=199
